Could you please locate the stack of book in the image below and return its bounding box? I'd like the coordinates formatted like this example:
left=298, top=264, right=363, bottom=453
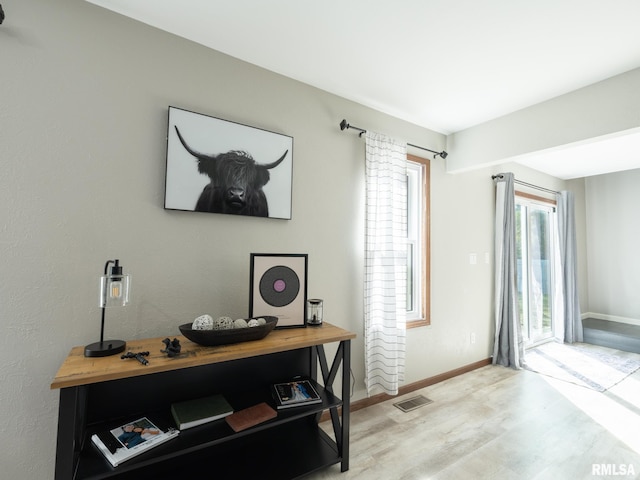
left=91, top=417, right=179, bottom=467
left=170, top=394, right=234, bottom=430
left=272, top=379, right=322, bottom=409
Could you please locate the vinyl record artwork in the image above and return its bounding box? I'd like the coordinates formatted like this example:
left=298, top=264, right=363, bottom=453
left=250, top=254, right=308, bottom=328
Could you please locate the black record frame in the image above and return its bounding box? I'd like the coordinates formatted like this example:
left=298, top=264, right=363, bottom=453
left=249, top=254, right=308, bottom=328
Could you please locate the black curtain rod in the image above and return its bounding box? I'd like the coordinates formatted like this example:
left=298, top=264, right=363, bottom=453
left=492, top=174, right=559, bottom=195
left=339, top=119, right=448, bottom=159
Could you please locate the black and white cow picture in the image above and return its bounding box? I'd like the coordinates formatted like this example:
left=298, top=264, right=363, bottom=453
left=174, top=126, right=288, bottom=217
left=164, top=107, right=293, bottom=219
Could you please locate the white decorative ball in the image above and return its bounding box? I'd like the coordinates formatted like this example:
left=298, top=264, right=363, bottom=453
left=233, top=318, right=249, bottom=329
left=256, top=317, right=267, bottom=326
left=192, top=314, right=214, bottom=330
left=214, top=316, right=234, bottom=330
left=247, top=319, right=259, bottom=327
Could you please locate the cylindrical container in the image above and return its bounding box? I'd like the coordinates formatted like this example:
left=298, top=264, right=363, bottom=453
left=307, top=299, right=323, bottom=326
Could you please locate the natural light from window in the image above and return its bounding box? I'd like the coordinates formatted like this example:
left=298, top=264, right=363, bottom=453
left=406, top=154, right=430, bottom=326
left=542, top=373, right=640, bottom=454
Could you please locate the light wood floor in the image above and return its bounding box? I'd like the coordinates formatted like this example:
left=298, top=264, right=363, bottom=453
left=309, top=354, right=640, bottom=479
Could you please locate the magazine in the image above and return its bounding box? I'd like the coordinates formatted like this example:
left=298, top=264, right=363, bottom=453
left=272, top=379, right=322, bottom=409
left=91, top=416, right=179, bottom=467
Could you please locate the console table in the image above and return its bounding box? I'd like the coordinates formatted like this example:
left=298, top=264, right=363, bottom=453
left=51, top=322, right=355, bottom=479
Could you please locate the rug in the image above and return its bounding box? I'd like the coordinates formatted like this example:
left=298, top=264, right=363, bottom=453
left=523, top=341, right=640, bottom=392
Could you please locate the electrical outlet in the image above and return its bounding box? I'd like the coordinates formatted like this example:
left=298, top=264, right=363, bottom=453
left=470, top=332, right=476, bottom=344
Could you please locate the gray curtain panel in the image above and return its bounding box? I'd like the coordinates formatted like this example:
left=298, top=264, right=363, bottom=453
left=556, top=191, right=583, bottom=343
left=493, top=173, right=524, bottom=368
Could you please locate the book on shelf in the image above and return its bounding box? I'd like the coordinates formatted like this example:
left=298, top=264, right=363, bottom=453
left=272, top=379, right=322, bottom=409
left=225, top=402, right=277, bottom=432
left=91, top=416, right=179, bottom=467
left=170, top=394, right=234, bottom=430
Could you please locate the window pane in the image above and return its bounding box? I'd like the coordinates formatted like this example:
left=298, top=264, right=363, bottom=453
left=406, top=155, right=429, bottom=325
left=406, top=242, right=414, bottom=311
left=528, top=206, right=552, bottom=337
left=516, top=198, right=555, bottom=344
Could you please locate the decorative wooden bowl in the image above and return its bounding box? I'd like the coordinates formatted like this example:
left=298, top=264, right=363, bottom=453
left=179, top=316, right=278, bottom=346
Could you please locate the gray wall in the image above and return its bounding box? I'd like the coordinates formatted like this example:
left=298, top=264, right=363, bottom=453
left=0, top=1, right=577, bottom=478
left=585, top=169, right=640, bottom=323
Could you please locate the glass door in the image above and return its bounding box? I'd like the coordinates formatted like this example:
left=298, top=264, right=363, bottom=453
left=516, top=200, right=555, bottom=345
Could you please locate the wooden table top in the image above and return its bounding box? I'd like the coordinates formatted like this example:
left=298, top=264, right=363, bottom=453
left=51, top=322, right=356, bottom=390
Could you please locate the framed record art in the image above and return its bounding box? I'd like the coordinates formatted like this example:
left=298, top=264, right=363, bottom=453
left=249, top=254, right=308, bottom=328
left=165, top=106, right=293, bottom=220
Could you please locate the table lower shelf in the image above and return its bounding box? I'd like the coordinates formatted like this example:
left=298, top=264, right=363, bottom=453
left=54, top=334, right=353, bottom=480
left=80, top=418, right=341, bottom=480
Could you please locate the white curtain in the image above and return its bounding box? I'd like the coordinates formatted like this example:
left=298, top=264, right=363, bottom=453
left=556, top=190, right=583, bottom=343
left=493, top=173, right=524, bottom=368
left=364, top=131, right=408, bottom=396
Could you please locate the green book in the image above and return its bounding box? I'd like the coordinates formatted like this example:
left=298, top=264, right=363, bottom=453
left=171, top=394, right=233, bottom=430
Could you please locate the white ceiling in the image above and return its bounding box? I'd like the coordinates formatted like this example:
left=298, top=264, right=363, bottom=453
left=86, top=0, right=640, bottom=179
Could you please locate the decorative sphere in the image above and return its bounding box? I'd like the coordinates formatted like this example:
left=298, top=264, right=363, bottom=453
left=233, top=318, right=249, bottom=329
left=247, top=319, right=259, bottom=327
left=214, top=316, right=234, bottom=330
left=192, top=314, right=214, bottom=330
left=256, top=317, right=267, bottom=326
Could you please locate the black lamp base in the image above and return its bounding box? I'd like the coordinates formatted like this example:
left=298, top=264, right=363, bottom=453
left=84, top=340, right=126, bottom=357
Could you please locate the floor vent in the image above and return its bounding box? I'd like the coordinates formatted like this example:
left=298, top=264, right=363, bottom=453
left=393, top=394, right=433, bottom=413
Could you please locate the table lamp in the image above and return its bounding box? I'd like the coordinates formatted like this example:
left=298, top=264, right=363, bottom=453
left=84, top=259, right=131, bottom=357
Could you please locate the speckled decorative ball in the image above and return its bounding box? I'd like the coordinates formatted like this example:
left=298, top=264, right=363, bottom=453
left=247, top=319, right=260, bottom=327
left=192, top=314, right=214, bottom=330
left=233, top=318, right=249, bottom=329
left=214, top=316, right=234, bottom=330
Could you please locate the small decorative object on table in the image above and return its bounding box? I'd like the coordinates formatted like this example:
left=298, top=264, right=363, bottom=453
left=192, top=314, right=213, bottom=330
left=161, top=338, right=181, bottom=357
left=121, top=351, right=149, bottom=365
left=179, top=315, right=278, bottom=346
left=307, top=299, right=323, bottom=326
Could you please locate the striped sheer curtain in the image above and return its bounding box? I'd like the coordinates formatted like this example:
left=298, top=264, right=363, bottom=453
left=364, top=131, right=408, bottom=396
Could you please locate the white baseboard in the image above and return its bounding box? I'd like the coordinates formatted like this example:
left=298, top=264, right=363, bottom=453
left=582, top=312, right=640, bottom=327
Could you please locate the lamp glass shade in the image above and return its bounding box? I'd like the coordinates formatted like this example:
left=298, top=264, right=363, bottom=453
left=100, top=273, right=131, bottom=308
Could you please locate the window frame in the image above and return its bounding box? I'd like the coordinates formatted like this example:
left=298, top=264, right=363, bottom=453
left=514, top=190, right=557, bottom=344
left=406, top=154, right=430, bottom=328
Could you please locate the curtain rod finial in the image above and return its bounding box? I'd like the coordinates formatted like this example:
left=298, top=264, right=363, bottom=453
left=340, top=119, right=349, bottom=131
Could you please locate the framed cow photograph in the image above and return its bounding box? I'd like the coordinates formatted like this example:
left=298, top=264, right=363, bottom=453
left=165, top=106, right=293, bottom=220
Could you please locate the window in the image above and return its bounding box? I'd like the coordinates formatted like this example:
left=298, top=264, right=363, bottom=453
left=515, top=192, right=556, bottom=345
left=406, top=154, right=430, bottom=327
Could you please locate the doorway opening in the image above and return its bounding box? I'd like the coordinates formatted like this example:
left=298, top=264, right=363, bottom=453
left=516, top=197, right=556, bottom=346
